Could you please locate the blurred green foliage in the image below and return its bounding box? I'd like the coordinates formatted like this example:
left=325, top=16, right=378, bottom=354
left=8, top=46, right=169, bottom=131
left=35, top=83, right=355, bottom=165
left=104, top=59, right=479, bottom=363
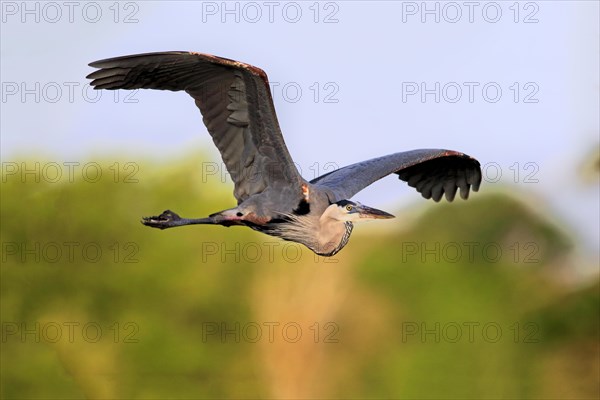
left=1, top=155, right=598, bottom=399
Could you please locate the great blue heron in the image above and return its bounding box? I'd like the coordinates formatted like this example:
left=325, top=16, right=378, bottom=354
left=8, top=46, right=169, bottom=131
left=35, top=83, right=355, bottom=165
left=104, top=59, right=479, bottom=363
left=87, top=51, right=481, bottom=256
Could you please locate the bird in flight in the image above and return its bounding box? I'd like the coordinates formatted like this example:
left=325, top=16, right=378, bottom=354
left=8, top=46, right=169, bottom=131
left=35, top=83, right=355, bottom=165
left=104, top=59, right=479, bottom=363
left=87, top=51, right=481, bottom=256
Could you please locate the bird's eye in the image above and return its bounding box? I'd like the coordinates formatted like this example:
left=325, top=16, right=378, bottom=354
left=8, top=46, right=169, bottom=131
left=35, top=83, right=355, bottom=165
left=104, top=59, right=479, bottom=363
left=346, top=205, right=353, bottom=211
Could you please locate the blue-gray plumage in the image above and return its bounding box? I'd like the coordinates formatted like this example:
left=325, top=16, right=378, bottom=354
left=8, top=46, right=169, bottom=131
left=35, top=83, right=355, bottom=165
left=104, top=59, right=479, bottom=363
left=87, top=51, right=481, bottom=256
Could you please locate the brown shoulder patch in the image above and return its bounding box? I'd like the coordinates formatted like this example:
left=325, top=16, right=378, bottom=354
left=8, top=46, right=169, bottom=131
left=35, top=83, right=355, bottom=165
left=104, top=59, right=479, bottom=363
left=189, top=51, right=270, bottom=85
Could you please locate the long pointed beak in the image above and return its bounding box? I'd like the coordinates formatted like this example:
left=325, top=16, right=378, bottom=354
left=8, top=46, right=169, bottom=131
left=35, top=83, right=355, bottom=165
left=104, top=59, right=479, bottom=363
left=356, top=204, right=395, bottom=220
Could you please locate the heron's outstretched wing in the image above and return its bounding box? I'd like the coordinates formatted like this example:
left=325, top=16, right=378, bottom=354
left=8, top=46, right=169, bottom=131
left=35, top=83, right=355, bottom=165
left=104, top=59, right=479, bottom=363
left=87, top=51, right=303, bottom=204
left=311, top=149, right=481, bottom=202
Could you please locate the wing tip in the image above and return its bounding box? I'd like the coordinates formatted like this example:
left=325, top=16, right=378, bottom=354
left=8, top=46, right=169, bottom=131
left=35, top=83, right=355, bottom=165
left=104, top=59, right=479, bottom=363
left=399, top=150, right=482, bottom=203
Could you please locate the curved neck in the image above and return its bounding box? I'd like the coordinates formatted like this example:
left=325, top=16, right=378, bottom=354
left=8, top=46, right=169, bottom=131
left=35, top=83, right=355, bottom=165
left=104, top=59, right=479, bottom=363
left=269, top=207, right=354, bottom=257
left=315, top=213, right=353, bottom=256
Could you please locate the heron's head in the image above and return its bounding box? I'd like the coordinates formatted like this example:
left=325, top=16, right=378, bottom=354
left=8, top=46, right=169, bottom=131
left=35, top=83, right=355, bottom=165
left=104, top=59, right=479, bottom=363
left=277, top=200, right=394, bottom=257
left=327, top=200, right=395, bottom=222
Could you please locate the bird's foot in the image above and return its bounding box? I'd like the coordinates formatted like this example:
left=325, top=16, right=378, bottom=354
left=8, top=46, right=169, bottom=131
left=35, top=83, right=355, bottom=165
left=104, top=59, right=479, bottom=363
left=141, top=210, right=181, bottom=230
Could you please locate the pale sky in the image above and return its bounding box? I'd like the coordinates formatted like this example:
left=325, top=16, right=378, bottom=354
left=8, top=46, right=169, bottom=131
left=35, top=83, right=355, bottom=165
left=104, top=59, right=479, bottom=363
left=1, top=1, right=599, bottom=261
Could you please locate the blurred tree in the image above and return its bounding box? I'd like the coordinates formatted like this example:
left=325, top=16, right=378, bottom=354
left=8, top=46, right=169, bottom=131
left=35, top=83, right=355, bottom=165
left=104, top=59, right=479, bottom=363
left=1, top=155, right=597, bottom=399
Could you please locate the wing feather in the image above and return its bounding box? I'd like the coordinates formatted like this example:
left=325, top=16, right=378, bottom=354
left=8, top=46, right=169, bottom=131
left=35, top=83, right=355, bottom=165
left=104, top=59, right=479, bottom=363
left=311, top=149, right=481, bottom=202
left=87, top=51, right=303, bottom=204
